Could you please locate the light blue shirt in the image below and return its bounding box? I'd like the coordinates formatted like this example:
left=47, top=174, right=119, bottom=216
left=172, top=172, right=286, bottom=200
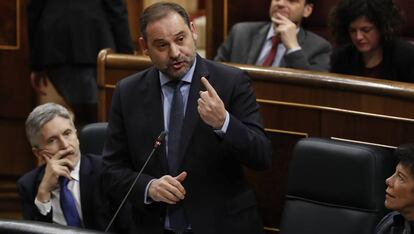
left=255, top=25, right=301, bottom=66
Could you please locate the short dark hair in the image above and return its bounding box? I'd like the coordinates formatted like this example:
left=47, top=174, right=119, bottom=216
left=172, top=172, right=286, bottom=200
left=329, top=0, right=403, bottom=46
left=139, top=2, right=191, bottom=41
left=395, top=144, right=414, bottom=179
left=305, top=0, right=314, bottom=5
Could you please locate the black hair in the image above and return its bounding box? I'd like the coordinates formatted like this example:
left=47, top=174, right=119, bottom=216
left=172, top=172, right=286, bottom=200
left=139, top=2, right=191, bottom=41
left=395, top=144, right=414, bottom=179
left=329, top=0, right=403, bottom=46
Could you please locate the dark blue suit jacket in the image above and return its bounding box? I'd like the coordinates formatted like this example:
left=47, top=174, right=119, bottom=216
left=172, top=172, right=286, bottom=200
left=102, top=55, right=272, bottom=234
left=17, top=154, right=107, bottom=231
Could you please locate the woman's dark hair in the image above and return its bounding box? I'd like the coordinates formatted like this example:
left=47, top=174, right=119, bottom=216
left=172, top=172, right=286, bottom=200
left=395, top=144, right=414, bottom=179
left=329, top=0, right=404, bottom=46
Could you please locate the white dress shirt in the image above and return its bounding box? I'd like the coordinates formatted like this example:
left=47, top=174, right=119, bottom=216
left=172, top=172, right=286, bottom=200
left=34, top=159, right=83, bottom=226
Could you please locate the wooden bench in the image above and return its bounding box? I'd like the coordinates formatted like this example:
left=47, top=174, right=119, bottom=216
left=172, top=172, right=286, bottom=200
left=97, top=48, right=414, bottom=233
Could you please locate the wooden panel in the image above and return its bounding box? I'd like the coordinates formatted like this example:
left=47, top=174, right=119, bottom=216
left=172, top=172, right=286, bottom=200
left=0, top=0, right=19, bottom=49
left=0, top=176, right=21, bottom=219
left=0, top=120, right=34, bottom=175
left=0, top=0, right=36, bottom=220
left=321, top=112, right=414, bottom=146
left=97, top=50, right=414, bottom=231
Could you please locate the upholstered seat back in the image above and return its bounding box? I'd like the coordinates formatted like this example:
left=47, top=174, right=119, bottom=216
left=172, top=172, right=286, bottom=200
left=79, top=122, right=108, bottom=155
left=280, top=138, right=396, bottom=234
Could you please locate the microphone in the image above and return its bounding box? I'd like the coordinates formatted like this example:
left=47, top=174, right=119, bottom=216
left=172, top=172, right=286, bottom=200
left=105, top=131, right=167, bottom=232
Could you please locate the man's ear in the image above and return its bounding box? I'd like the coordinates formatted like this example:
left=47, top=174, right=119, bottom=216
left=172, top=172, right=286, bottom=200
left=190, top=22, right=198, bottom=41
left=303, top=3, right=313, bottom=18
left=138, top=37, right=149, bottom=56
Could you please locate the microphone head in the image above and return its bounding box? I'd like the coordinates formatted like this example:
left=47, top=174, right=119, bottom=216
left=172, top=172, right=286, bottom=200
left=157, top=131, right=167, bottom=142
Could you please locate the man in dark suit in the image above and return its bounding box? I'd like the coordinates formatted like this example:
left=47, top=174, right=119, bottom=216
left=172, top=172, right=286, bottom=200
left=27, top=0, right=134, bottom=125
left=214, top=0, right=331, bottom=71
left=102, top=2, right=272, bottom=234
left=17, top=103, right=107, bottom=230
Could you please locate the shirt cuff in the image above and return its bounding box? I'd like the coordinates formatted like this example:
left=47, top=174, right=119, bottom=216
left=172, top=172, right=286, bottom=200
left=34, top=197, right=52, bottom=215
left=214, top=111, right=230, bottom=134
left=286, top=46, right=301, bottom=54
left=144, top=179, right=156, bottom=204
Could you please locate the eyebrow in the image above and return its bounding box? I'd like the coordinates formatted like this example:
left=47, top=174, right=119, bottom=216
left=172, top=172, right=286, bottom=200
left=397, top=171, right=407, bottom=179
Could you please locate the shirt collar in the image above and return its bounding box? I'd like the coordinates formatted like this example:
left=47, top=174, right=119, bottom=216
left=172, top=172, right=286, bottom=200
left=70, top=158, right=81, bottom=181
left=159, top=57, right=197, bottom=86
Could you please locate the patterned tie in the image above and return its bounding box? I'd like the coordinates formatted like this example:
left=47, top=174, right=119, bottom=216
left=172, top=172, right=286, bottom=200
left=167, top=80, right=188, bottom=232
left=59, top=177, right=82, bottom=227
left=262, top=35, right=281, bottom=66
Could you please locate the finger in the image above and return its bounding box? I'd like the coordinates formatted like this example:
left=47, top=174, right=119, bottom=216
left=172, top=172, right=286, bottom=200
left=199, top=91, right=210, bottom=102
left=53, top=148, right=74, bottom=160
left=42, top=154, right=51, bottom=163
left=54, top=167, right=71, bottom=180
left=197, top=97, right=206, bottom=106
left=56, top=158, right=75, bottom=171
left=271, top=16, right=282, bottom=24
left=163, top=176, right=186, bottom=198
left=175, top=171, right=187, bottom=182
left=200, top=77, right=218, bottom=97
left=153, top=177, right=185, bottom=202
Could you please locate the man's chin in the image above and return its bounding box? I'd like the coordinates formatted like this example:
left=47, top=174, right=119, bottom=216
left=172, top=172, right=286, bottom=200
left=165, top=68, right=189, bottom=80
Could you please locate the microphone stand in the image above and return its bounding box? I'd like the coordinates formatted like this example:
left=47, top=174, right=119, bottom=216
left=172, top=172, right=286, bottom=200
left=105, top=131, right=166, bottom=232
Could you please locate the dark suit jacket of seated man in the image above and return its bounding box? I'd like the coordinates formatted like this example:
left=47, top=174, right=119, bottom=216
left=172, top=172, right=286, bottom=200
left=102, top=2, right=272, bottom=234
left=214, top=0, right=331, bottom=72
left=17, top=103, right=109, bottom=231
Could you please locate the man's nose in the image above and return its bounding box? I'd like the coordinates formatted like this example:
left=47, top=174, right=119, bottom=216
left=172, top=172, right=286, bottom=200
left=57, top=136, right=69, bottom=149
left=276, top=0, right=286, bottom=6
left=169, top=43, right=180, bottom=58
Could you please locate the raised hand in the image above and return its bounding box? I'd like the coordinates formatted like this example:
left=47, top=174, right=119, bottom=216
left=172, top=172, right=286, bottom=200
left=36, top=148, right=75, bottom=202
left=197, top=77, right=226, bottom=129
left=271, top=13, right=299, bottom=50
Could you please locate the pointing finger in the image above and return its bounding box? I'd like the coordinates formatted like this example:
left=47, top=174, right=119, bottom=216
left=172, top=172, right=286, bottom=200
left=201, top=77, right=217, bottom=97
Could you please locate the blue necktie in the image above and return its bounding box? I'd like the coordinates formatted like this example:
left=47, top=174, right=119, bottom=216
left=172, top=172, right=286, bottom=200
left=167, top=80, right=188, bottom=232
left=59, top=177, right=82, bottom=227
left=168, top=80, right=184, bottom=176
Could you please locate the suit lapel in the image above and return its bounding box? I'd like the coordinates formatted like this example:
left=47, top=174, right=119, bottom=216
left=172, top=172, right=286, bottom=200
left=143, top=68, right=168, bottom=174
left=247, top=23, right=270, bottom=64
left=177, top=55, right=208, bottom=170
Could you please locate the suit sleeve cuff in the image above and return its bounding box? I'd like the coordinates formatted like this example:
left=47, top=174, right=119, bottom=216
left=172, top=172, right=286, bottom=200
left=35, top=197, right=52, bottom=215
left=144, top=179, right=156, bottom=204
left=286, top=46, right=301, bottom=54
left=214, top=111, right=230, bottom=135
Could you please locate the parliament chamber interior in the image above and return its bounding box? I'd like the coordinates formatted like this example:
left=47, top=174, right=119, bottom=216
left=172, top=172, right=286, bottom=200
left=1, top=0, right=414, bottom=233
